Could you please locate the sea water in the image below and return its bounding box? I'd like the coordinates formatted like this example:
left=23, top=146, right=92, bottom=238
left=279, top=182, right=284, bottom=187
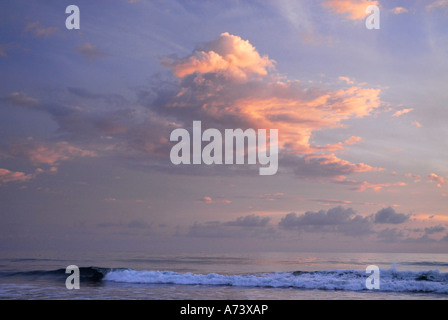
left=0, top=251, right=447, bottom=300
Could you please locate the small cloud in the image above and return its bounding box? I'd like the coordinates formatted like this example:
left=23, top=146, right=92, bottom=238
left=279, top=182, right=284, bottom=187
left=198, top=196, right=232, bottom=204
left=76, top=42, right=110, bottom=61
left=412, top=121, right=422, bottom=128
left=127, top=219, right=151, bottom=229
left=279, top=206, right=373, bottom=236
left=260, top=193, right=285, bottom=201
left=225, top=214, right=270, bottom=227
left=323, top=0, right=379, bottom=20
left=24, top=21, right=58, bottom=37
left=97, top=219, right=151, bottom=230
left=390, top=7, right=408, bottom=14
left=424, top=225, right=446, bottom=235
left=405, top=173, right=421, bottom=183
left=0, top=43, right=14, bottom=57
left=442, top=233, right=448, bottom=242
left=2, top=92, right=38, bottom=107
left=374, top=207, right=410, bottom=224
left=339, top=76, right=354, bottom=84
left=49, top=166, right=58, bottom=173
left=332, top=176, right=407, bottom=192
left=387, top=148, right=404, bottom=153
left=310, top=198, right=352, bottom=206
left=9, top=141, right=97, bottom=166
left=426, top=0, right=448, bottom=10
left=427, top=173, right=447, bottom=187
left=0, top=168, right=35, bottom=184
left=393, top=108, right=413, bottom=117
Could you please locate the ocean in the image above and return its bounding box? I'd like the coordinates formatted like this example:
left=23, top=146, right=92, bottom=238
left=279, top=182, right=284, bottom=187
left=0, top=251, right=447, bottom=300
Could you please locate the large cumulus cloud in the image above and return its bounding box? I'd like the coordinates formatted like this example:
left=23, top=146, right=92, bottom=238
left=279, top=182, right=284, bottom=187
left=1, top=33, right=386, bottom=183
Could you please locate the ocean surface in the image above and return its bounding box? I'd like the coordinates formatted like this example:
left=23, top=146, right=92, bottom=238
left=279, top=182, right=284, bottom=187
left=0, top=251, right=447, bottom=300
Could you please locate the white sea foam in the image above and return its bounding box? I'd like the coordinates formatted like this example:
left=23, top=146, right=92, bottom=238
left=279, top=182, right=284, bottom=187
left=103, top=268, right=448, bottom=294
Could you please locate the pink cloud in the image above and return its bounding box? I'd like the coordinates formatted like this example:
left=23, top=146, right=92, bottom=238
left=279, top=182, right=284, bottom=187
left=305, top=153, right=380, bottom=174
left=405, top=173, right=421, bottom=183
left=198, top=196, right=232, bottom=204
left=0, top=44, right=14, bottom=57
left=390, top=7, right=408, bottom=14
left=76, top=43, right=110, bottom=61
left=161, top=33, right=384, bottom=178
left=426, top=0, right=448, bottom=10
left=323, top=0, right=379, bottom=20
left=9, top=141, right=97, bottom=166
left=24, top=21, right=58, bottom=37
left=332, top=176, right=407, bottom=192
left=225, top=85, right=380, bottom=155
left=393, top=108, right=413, bottom=117
left=163, top=32, right=274, bottom=80
left=260, top=193, right=285, bottom=201
left=0, top=168, right=35, bottom=183
left=427, top=173, right=447, bottom=187
left=6, top=92, right=38, bottom=107
left=339, top=76, right=354, bottom=84
left=412, top=121, right=422, bottom=128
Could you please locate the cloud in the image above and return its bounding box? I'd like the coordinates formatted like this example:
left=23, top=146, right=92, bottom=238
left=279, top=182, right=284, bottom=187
left=0, top=168, right=35, bottom=183
left=424, top=225, right=446, bottom=235
left=405, top=173, right=421, bottom=183
left=224, top=214, right=270, bottom=227
left=97, top=219, right=151, bottom=230
left=427, top=173, right=447, bottom=187
left=126, top=219, right=152, bottom=229
left=24, top=21, right=58, bottom=37
left=163, top=32, right=275, bottom=80
left=136, top=33, right=384, bottom=179
left=377, top=228, right=404, bottom=242
left=0, top=44, right=14, bottom=57
left=339, top=76, right=354, bottom=84
left=8, top=141, right=97, bottom=166
left=274, top=0, right=334, bottom=45
left=76, top=43, right=110, bottom=61
left=331, top=176, right=406, bottom=192
left=390, top=7, right=408, bottom=14
left=323, top=0, right=379, bottom=20
left=412, top=121, right=422, bottom=128
left=393, top=108, right=413, bottom=117
left=198, top=196, right=232, bottom=204
left=278, top=206, right=373, bottom=236
left=260, top=193, right=285, bottom=201
left=310, top=198, right=353, bottom=206
left=426, top=0, right=448, bottom=10
left=3, top=33, right=384, bottom=181
left=187, top=215, right=274, bottom=238
left=1, top=92, right=38, bottom=107
left=374, top=207, right=410, bottom=224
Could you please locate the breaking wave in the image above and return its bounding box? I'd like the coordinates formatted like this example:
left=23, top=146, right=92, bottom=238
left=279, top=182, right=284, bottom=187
left=102, top=268, right=448, bottom=294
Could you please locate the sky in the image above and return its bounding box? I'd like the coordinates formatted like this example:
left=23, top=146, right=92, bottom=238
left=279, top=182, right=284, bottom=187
left=0, top=0, right=448, bottom=254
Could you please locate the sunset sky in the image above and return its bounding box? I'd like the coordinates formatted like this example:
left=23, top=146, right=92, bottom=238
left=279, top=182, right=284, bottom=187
left=1, top=0, right=448, bottom=254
